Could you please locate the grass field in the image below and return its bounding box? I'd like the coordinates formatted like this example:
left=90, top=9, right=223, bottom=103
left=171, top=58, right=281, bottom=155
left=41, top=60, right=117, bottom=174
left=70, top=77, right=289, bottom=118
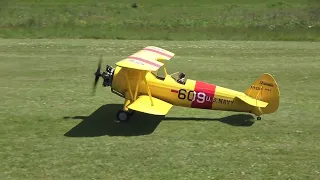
left=0, top=0, right=319, bottom=41
left=0, top=39, right=319, bottom=179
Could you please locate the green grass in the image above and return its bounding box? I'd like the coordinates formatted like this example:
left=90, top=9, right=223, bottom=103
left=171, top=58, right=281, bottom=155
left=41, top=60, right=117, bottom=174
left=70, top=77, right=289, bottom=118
left=0, top=39, right=320, bottom=179
left=0, top=0, right=319, bottom=41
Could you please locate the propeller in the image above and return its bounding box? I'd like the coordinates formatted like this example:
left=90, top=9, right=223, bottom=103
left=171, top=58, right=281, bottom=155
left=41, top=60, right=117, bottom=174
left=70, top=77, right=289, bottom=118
left=92, top=55, right=102, bottom=95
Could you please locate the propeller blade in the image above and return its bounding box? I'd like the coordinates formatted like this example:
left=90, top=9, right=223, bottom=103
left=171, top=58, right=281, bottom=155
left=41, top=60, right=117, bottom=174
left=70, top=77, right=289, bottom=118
left=92, top=55, right=103, bottom=95
left=97, top=55, right=102, bottom=72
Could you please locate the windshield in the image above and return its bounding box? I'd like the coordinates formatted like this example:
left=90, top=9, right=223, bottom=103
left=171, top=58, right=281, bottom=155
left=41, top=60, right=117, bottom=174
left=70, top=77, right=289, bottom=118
left=152, top=66, right=167, bottom=80
left=170, top=71, right=180, bottom=81
left=151, top=66, right=182, bottom=81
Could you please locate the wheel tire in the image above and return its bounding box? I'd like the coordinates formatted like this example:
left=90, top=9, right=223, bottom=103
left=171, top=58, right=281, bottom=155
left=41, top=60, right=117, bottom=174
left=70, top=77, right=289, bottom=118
left=116, top=110, right=130, bottom=122
left=257, top=116, right=262, bottom=120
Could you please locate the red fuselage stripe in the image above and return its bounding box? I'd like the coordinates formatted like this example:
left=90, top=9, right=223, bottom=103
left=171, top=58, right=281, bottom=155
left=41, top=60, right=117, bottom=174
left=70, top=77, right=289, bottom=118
left=143, top=48, right=173, bottom=58
left=171, top=89, right=178, bottom=93
left=128, top=56, right=162, bottom=68
left=191, top=81, right=217, bottom=109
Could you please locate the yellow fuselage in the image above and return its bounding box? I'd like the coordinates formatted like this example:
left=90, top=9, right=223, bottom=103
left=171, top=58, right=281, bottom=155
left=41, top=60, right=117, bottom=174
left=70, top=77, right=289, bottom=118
left=111, top=66, right=253, bottom=114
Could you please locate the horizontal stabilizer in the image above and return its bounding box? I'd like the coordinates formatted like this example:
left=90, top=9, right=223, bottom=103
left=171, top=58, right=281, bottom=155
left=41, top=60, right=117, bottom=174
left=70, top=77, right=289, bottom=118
left=128, top=95, right=173, bottom=115
left=236, top=95, right=268, bottom=108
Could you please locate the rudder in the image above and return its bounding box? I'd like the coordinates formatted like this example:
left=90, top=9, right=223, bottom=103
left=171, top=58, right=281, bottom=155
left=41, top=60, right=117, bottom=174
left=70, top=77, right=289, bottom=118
left=245, top=73, right=280, bottom=115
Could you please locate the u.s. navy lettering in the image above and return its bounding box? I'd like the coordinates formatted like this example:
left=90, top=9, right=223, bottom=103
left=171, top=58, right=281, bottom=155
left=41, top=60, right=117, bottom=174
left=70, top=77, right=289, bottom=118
left=178, top=89, right=234, bottom=105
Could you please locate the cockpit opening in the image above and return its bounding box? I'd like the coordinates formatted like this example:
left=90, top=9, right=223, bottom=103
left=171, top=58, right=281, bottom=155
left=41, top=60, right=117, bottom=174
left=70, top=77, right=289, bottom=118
left=177, top=72, right=186, bottom=85
left=168, top=71, right=187, bottom=85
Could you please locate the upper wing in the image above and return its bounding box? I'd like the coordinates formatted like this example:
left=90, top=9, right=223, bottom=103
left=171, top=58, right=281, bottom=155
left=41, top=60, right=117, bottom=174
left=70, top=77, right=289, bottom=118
left=142, top=46, right=175, bottom=61
left=115, top=46, right=175, bottom=71
left=128, top=95, right=173, bottom=115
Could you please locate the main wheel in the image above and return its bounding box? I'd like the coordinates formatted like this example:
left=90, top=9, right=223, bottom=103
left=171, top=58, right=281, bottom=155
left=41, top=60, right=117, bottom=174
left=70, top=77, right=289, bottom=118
left=116, top=110, right=130, bottom=122
left=257, top=116, right=262, bottom=120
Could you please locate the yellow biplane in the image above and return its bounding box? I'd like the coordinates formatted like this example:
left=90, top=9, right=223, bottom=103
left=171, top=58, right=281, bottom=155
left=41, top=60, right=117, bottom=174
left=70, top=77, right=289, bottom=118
left=93, top=46, right=280, bottom=121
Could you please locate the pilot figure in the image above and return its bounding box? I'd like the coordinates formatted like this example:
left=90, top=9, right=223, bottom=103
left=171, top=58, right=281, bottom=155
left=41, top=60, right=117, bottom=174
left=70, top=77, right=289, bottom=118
left=177, top=72, right=186, bottom=84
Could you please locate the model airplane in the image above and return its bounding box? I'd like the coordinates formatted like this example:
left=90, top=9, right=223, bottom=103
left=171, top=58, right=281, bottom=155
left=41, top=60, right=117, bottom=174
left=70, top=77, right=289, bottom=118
left=93, top=46, right=280, bottom=122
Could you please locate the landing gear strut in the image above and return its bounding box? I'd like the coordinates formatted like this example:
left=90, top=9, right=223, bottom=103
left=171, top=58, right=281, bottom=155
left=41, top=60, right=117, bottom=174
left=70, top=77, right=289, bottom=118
left=116, top=109, right=134, bottom=122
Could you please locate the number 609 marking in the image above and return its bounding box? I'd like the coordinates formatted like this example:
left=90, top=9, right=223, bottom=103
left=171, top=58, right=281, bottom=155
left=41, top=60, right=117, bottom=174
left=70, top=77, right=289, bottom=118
left=178, top=89, right=206, bottom=103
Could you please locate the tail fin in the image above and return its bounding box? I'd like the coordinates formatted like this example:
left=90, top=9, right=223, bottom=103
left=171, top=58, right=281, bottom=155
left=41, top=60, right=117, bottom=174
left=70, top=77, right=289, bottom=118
left=245, top=73, right=280, bottom=115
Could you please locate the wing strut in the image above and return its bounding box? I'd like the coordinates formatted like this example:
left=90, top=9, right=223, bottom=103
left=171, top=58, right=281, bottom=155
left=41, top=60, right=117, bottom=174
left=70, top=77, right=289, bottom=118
left=124, top=69, right=134, bottom=100
left=158, top=59, right=168, bottom=76
left=133, top=71, right=142, bottom=101
left=123, top=68, right=153, bottom=106
left=144, top=75, right=154, bottom=106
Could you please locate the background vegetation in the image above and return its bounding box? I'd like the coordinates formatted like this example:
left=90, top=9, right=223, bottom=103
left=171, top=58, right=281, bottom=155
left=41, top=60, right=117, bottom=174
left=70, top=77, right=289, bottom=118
left=0, top=0, right=319, bottom=41
left=1, top=39, right=320, bottom=179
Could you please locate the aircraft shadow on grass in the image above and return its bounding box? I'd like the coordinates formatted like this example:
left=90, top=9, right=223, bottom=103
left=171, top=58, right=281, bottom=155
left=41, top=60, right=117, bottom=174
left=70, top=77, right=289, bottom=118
left=63, top=104, right=255, bottom=137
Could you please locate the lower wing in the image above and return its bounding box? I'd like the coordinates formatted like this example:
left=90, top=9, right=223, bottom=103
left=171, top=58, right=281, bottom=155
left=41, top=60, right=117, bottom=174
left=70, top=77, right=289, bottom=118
left=128, top=95, right=173, bottom=115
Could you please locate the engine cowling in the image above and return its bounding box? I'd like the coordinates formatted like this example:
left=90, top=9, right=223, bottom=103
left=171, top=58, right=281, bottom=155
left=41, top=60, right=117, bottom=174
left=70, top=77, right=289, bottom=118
left=102, top=65, right=115, bottom=87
